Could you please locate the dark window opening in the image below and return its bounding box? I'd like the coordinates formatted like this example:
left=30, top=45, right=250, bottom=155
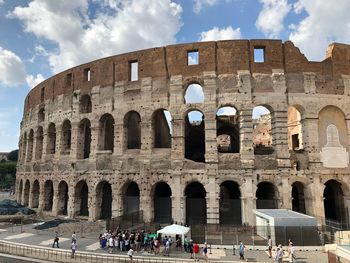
left=154, top=182, right=172, bottom=223
left=291, top=134, right=300, bottom=150
left=216, top=107, right=239, bottom=153
left=185, top=110, right=205, bottom=162
left=98, top=182, right=112, bottom=220
left=80, top=94, right=92, bottom=113
left=254, top=47, right=265, bottom=63
left=256, top=182, right=277, bottom=209
left=38, top=108, right=45, bottom=123
left=61, top=120, right=72, bottom=154
left=41, top=87, right=45, bottom=102
left=324, top=180, right=345, bottom=224
left=84, top=68, right=91, bottom=81
left=219, top=181, right=241, bottom=225
left=130, top=61, right=138, bottom=81
left=99, top=114, right=114, bottom=152
left=153, top=109, right=171, bottom=148
left=35, top=127, right=43, bottom=160
left=187, top=50, right=199, bottom=65
left=66, top=73, right=73, bottom=86
left=23, top=180, right=30, bottom=206
left=78, top=119, right=91, bottom=159
left=58, top=181, right=68, bottom=215
left=124, top=111, right=141, bottom=149
left=124, top=182, right=140, bottom=215
left=26, top=130, right=34, bottom=162
left=185, top=182, right=206, bottom=225
left=31, top=180, right=40, bottom=208
left=47, top=123, right=56, bottom=155
left=292, top=182, right=306, bottom=214
left=76, top=181, right=89, bottom=216
left=44, top=180, right=54, bottom=211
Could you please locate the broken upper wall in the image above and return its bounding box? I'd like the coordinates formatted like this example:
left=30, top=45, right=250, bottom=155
left=23, top=40, right=350, bottom=114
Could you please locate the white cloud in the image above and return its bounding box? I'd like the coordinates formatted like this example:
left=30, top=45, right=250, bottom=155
left=11, top=0, right=183, bottom=74
left=193, top=0, right=218, bottom=13
left=199, top=26, right=241, bottom=41
left=256, top=0, right=291, bottom=38
left=26, top=74, right=45, bottom=89
left=185, top=84, right=204, bottom=104
left=289, top=0, right=350, bottom=61
left=0, top=47, right=27, bottom=86
left=0, top=0, right=4, bottom=6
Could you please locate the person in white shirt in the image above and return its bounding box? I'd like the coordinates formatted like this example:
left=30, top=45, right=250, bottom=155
left=108, top=236, right=114, bottom=254
left=127, top=248, right=134, bottom=261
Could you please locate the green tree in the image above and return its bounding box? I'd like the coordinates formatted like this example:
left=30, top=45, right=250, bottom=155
left=7, top=149, right=18, bottom=162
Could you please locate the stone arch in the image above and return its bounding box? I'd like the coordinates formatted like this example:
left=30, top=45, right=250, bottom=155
left=78, top=118, right=91, bottom=159
left=256, top=181, right=278, bottom=209
left=80, top=94, right=92, bottom=113
left=152, top=109, right=172, bottom=148
left=75, top=180, right=89, bottom=216
left=26, top=130, right=34, bottom=162
left=184, top=82, right=204, bottom=104
left=185, top=181, right=207, bottom=225
left=31, top=180, right=40, bottom=208
left=216, top=106, right=239, bottom=153
left=252, top=105, right=273, bottom=154
left=219, top=180, right=241, bottom=225
left=95, top=180, right=112, bottom=219
left=124, top=111, right=141, bottom=150
left=47, top=123, right=56, bottom=155
left=324, top=179, right=346, bottom=224
left=23, top=179, right=30, bottom=206
left=57, top=181, right=69, bottom=215
left=98, top=113, right=115, bottom=152
left=291, top=181, right=306, bottom=214
left=288, top=105, right=303, bottom=151
left=61, top=119, right=72, bottom=155
left=43, top=180, right=54, bottom=211
left=35, top=126, right=43, bottom=160
left=38, top=107, right=45, bottom=123
left=153, top=182, right=172, bottom=223
left=123, top=181, right=140, bottom=215
left=185, top=109, right=205, bottom=162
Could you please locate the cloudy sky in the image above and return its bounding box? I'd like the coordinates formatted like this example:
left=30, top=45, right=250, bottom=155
left=0, top=0, right=350, bottom=151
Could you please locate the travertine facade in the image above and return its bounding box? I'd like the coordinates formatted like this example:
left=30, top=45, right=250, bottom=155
left=16, top=40, right=350, bottom=226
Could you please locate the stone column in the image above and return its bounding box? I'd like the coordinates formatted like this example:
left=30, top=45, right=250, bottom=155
left=52, top=183, right=59, bottom=216
left=113, top=119, right=123, bottom=156
left=310, top=176, right=325, bottom=225
left=54, top=128, right=62, bottom=159
left=28, top=182, right=33, bottom=208
left=302, top=116, right=320, bottom=166
left=42, top=126, right=49, bottom=161
left=90, top=193, right=98, bottom=221
left=21, top=185, right=26, bottom=206
left=206, top=173, right=219, bottom=224
left=281, top=176, right=292, bottom=209
left=37, top=181, right=45, bottom=213
left=241, top=177, right=255, bottom=225
left=140, top=192, right=152, bottom=223
left=239, top=108, right=254, bottom=168
left=171, top=173, right=182, bottom=224
left=89, top=121, right=99, bottom=159
left=272, top=109, right=290, bottom=168
left=68, top=183, right=76, bottom=218
left=70, top=122, right=80, bottom=160
left=140, top=114, right=152, bottom=156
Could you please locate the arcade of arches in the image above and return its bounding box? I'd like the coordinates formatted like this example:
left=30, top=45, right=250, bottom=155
left=16, top=177, right=349, bottom=225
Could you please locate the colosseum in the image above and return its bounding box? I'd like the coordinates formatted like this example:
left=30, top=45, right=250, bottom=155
left=15, top=39, right=350, bottom=229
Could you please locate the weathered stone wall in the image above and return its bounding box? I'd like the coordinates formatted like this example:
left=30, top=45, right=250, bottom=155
left=16, top=40, right=350, bottom=226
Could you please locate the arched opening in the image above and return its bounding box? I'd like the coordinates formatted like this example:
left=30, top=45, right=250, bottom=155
left=38, top=108, right=45, bottom=123
left=26, top=130, right=34, bottom=162
left=256, top=182, right=278, bottom=209
left=23, top=180, right=30, bottom=206
left=75, top=181, right=89, bottom=216
left=184, top=83, right=204, bottom=104
left=324, top=180, right=346, bottom=224
left=124, top=111, right=141, bottom=149
left=291, top=182, right=306, bottom=214
left=61, top=120, right=72, bottom=155
left=31, top=180, right=39, bottom=208
left=124, top=182, right=140, bottom=215
left=185, top=182, right=207, bottom=225
left=57, top=181, right=69, bottom=215
left=99, top=114, right=115, bottom=152
left=35, top=127, right=43, bottom=160
left=216, top=107, right=239, bottom=153
left=80, top=94, right=92, bottom=113
left=47, top=123, right=56, bottom=155
left=288, top=106, right=303, bottom=151
left=154, top=182, right=172, bottom=223
left=252, top=106, right=273, bottom=154
left=153, top=109, right=172, bottom=148
left=96, top=181, right=112, bottom=219
left=185, top=110, right=205, bottom=162
left=44, top=180, right=54, bottom=211
left=78, top=119, right=91, bottom=159
left=18, top=180, right=23, bottom=203
left=219, top=181, right=241, bottom=225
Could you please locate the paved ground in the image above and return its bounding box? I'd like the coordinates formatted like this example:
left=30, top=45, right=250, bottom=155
left=0, top=253, right=57, bottom=263
left=0, top=221, right=329, bottom=263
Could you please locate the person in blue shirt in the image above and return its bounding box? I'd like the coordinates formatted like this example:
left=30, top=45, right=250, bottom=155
left=239, top=241, right=245, bottom=260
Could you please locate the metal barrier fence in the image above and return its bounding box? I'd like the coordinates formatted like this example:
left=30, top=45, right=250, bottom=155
left=0, top=240, right=196, bottom=263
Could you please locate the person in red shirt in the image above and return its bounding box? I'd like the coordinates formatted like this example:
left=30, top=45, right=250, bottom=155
left=193, top=242, right=200, bottom=261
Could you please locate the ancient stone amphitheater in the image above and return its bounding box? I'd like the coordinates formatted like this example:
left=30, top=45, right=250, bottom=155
left=16, top=40, right=350, bottom=227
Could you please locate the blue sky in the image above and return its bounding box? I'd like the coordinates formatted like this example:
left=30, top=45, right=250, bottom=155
left=0, top=0, right=350, bottom=151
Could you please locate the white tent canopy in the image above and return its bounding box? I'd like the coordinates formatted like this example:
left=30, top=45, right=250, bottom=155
left=156, top=224, right=190, bottom=244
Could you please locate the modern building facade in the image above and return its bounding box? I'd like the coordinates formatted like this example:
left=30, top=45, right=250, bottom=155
left=16, top=40, right=350, bottom=227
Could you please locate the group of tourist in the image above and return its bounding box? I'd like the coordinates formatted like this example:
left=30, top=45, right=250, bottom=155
left=52, top=231, right=77, bottom=258
left=267, top=236, right=297, bottom=262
